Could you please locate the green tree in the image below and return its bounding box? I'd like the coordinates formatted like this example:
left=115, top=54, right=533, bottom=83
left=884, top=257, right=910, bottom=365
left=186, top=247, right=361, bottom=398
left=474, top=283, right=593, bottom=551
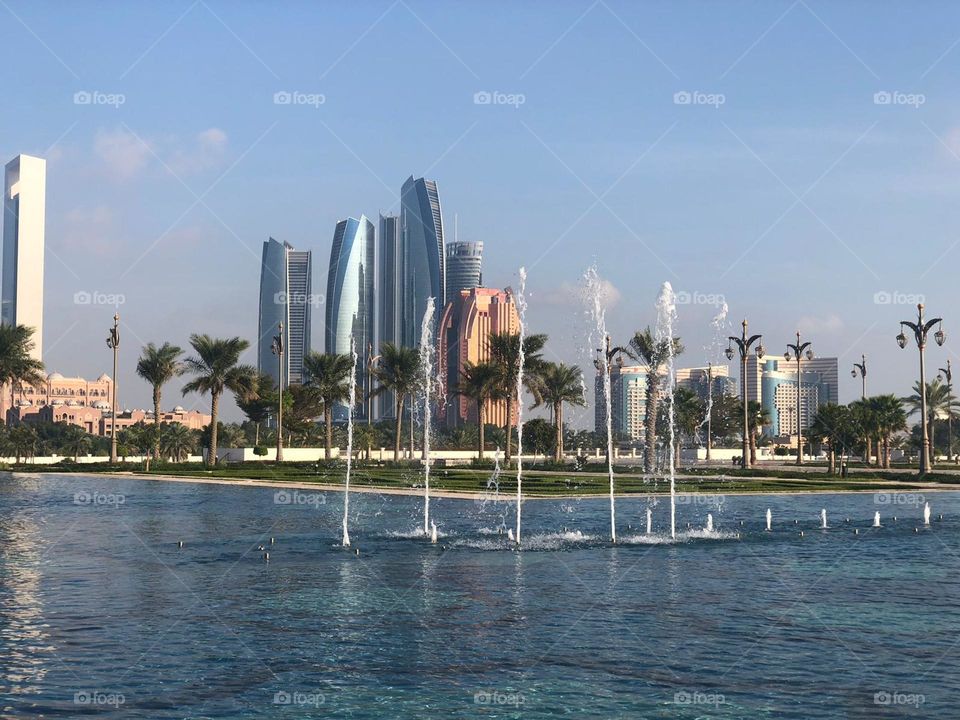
left=455, top=361, right=501, bottom=460
left=303, top=352, right=354, bottom=460
left=745, top=400, right=770, bottom=466
left=672, top=386, right=705, bottom=468
left=628, top=327, right=683, bottom=472
left=58, top=423, right=92, bottom=461
left=809, top=404, right=860, bottom=474
left=160, top=422, right=197, bottom=462
left=8, top=424, right=38, bottom=463
left=0, top=324, right=45, bottom=421
left=181, top=335, right=257, bottom=465
left=371, top=342, right=421, bottom=461
left=871, top=394, right=908, bottom=469
left=903, top=380, right=957, bottom=462
left=487, top=331, right=548, bottom=462
left=533, top=362, right=585, bottom=462
left=136, top=342, right=183, bottom=459
left=236, top=373, right=276, bottom=446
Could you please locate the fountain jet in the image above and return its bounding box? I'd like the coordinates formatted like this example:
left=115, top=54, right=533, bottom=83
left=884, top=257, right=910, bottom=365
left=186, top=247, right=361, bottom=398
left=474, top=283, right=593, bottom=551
left=820, top=509, right=827, bottom=529
left=924, top=502, right=931, bottom=526
left=766, top=508, right=772, bottom=532
left=656, top=282, right=678, bottom=539
left=873, top=511, right=881, bottom=528
left=646, top=507, right=652, bottom=535
left=419, top=297, right=436, bottom=536
left=514, top=267, right=528, bottom=545
left=342, top=338, right=358, bottom=547
left=706, top=514, right=714, bottom=533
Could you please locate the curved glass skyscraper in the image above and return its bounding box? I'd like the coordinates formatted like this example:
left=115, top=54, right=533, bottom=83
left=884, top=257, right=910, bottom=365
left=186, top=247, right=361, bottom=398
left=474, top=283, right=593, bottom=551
left=399, top=176, right=444, bottom=347
left=325, top=215, right=375, bottom=419
left=258, top=237, right=312, bottom=388
left=445, top=240, right=482, bottom=306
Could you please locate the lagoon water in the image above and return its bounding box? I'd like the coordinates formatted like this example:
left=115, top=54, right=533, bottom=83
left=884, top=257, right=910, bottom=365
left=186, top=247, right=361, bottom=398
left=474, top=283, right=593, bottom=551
left=2, top=473, right=959, bottom=718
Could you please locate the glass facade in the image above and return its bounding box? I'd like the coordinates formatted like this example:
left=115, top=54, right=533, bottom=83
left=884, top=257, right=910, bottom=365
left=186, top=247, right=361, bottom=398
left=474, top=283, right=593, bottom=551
left=399, top=176, right=444, bottom=348
left=257, top=237, right=312, bottom=389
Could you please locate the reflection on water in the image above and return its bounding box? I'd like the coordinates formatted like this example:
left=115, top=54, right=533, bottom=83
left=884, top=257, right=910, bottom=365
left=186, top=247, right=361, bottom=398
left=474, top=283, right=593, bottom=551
left=2, top=474, right=960, bottom=718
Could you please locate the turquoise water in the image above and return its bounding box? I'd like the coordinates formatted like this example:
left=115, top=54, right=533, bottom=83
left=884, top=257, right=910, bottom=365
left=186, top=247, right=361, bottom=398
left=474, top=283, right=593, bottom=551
left=2, top=473, right=959, bottom=718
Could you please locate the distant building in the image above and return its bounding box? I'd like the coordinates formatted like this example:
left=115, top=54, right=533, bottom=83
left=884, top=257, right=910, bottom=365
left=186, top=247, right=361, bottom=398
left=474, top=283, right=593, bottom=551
left=2, top=372, right=113, bottom=424
left=377, top=213, right=401, bottom=420
left=399, top=176, right=445, bottom=348
left=742, top=355, right=839, bottom=438
left=258, top=237, right=312, bottom=388
left=2, top=154, right=46, bottom=361
left=438, top=288, right=519, bottom=428
left=101, top=407, right=212, bottom=437
left=676, top=365, right=735, bottom=401
left=445, top=241, right=482, bottom=305
left=325, top=216, right=375, bottom=421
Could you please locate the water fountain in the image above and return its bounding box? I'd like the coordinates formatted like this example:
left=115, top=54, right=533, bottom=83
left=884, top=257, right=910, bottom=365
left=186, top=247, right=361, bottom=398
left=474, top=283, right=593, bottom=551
left=873, top=511, right=881, bottom=528
left=514, top=267, right=528, bottom=545
left=766, top=508, right=772, bottom=531
left=656, top=282, right=678, bottom=539
left=820, top=509, right=828, bottom=529
left=342, top=338, right=358, bottom=547
left=924, top=502, right=931, bottom=526
left=705, top=514, right=714, bottom=533
left=419, top=297, right=436, bottom=536
left=646, top=507, right=652, bottom=535
left=584, top=266, right=617, bottom=543
left=430, top=521, right=438, bottom=544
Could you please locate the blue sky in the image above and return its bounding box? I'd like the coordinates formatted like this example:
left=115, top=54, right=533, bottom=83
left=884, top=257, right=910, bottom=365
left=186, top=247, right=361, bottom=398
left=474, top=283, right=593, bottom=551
left=2, top=0, right=960, bottom=425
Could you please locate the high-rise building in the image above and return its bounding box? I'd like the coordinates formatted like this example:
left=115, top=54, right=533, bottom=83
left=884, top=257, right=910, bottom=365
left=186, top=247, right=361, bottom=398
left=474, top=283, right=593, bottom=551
left=399, top=176, right=444, bottom=348
left=326, top=216, right=375, bottom=420
left=2, top=154, right=46, bottom=361
left=258, top=237, right=312, bottom=388
left=445, top=241, right=482, bottom=305
left=377, top=213, right=401, bottom=419
left=438, top=287, right=519, bottom=428
left=746, top=356, right=839, bottom=438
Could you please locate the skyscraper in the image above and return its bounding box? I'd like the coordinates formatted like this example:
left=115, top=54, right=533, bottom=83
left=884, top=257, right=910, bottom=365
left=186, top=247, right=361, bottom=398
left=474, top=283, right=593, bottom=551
left=2, top=154, right=45, bottom=361
left=377, top=213, right=401, bottom=419
left=326, top=215, right=375, bottom=420
left=445, top=241, right=482, bottom=305
left=258, top=237, right=312, bottom=388
left=399, top=176, right=444, bottom=348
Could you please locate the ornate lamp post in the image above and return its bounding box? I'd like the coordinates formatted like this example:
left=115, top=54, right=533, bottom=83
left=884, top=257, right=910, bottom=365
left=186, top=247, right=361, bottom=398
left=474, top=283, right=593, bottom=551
left=106, top=314, right=120, bottom=463
left=726, top=320, right=764, bottom=469
left=851, top=354, right=867, bottom=399
left=896, top=303, right=945, bottom=474
left=271, top=322, right=284, bottom=463
left=785, top=332, right=814, bottom=466
left=939, top=358, right=953, bottom=463
left=594, top=334, right=626, bottom=456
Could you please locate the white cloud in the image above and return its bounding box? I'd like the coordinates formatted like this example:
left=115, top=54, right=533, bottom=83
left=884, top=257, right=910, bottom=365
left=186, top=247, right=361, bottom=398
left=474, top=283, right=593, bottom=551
left=797, top=313, right=844, bottom=336
left=93, top=127, right=229, bottom=180
left=94, top=128, right=151, bottom=180
left=168, top=127, right=229, bottom=175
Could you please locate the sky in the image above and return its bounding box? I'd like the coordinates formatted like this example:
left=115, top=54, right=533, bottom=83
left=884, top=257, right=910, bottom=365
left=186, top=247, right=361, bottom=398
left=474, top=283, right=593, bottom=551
left=2, top=0, right=960, bottom=428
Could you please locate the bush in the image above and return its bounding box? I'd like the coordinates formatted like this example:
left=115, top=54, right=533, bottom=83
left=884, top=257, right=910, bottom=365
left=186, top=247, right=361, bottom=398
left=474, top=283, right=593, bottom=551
left=253, top=445, right=268, bottom=457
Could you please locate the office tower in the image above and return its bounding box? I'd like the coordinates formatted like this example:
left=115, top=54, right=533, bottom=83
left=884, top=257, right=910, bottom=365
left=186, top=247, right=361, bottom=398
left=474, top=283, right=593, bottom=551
left=377, top=213, right=401, bottom=419
left=744, top=354, right=839, bottom=437
left=2, top=155, right=46, bottom=361
left=445, top=241, right=483, bottom=305
left=258, top=237, right=312, bottom=388
left=437, top=287, right=519, bottom=428
left=326, top=216, right=375, bottom=420
left=399, top=176, right=444, bottom=348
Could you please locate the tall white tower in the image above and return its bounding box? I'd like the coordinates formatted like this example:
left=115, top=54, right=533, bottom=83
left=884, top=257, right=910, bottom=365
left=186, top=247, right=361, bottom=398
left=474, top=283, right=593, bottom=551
left=2, top=154, right=46, bottom=361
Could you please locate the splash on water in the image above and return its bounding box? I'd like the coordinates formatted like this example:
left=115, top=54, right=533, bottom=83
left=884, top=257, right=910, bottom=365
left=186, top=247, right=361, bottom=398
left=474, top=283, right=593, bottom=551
left=342, top=338, right=358, bottom=547
left=924, top=502, right=931, bottom=526
left=766, top=508, right=772, bottom=532
left=419, top=297, right=436, bottom=535
left=820, top=509, right=828, bottom=529
left=873, top=511, right=881, bottom=528
left=514, top=267, right=528, bottom=545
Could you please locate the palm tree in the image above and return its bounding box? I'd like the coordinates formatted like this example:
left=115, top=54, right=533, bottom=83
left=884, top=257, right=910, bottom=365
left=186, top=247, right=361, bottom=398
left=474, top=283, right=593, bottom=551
left=871, top=394, right=907, bottom=469
left=0, top=324, right=45, bottom=420
left=236, top=372, right=275, bottom=446
left=850, top=398, right=879, bottom=465
left=159, top=422, right=197, bottom=462
left=8, top=424, right=38, bottom=463
left=903, top=380, right=957, bottom=462
left=746, top=400, right=770, bottom=466
left=534, top=362, right=585, bottom=462
left=371, top=342, right=421, bottom=461
left=181, top=335, right=257, bottom=466
left=136, top=342, right=183, bottom=459
left=809, top=404, right=859, bottom=474
left=59, top=424, right=92, bottom=461
left=672, top=386, right=705, bottom=468
left=303, top=352, right=354, bottom=460
left=627, top=327, right=683, bottom=473
left=487, top=331, right=548, bottom=462
left=455, top=361, right=501, bottom=460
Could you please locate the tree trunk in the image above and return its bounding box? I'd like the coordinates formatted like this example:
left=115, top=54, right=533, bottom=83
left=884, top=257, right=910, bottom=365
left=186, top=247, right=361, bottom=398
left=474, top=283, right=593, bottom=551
left=208, top=391, right=220, bottom=466
left=324, top=404, right=333, bottom=460
left=409, top=394, right=414, bottom=458
left=255, top=422, right=260, bottom=445
left=394, top=395, right=404, bottom=461
left=554, top=401, right=563, bottom=463
left=644, top=373, right=659, bottom=473
left=478, top=400, right=485, bottom=460
left=884, top=434, right=891, bottom=469
left=828, top=447, right=835, bottom=475
left=153, top=386, right=162, bottom=460
left=505, top=393, right=513, bottom=462
left=749, top=431, right=757, bottom=466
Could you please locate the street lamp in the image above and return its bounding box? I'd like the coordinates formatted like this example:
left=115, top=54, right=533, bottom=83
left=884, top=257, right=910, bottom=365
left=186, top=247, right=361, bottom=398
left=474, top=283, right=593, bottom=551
left=706, top=362, right=714, bottom=462
left=897, top=303, right=945, bottom=474
left=593, top=334, right=626, bottom=457
left=366, top=343, right=381, bottom=460
left=106, top=313, right=120, bottom=464
left=785, top=331, right=813, bottom=466
left=271, top=322, right=284, bottom=463
left=852, top=354, right=869, bottom=463
left=726, top=319, right=764, bottom=469
left=939, top=358, right=953, bottom=463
